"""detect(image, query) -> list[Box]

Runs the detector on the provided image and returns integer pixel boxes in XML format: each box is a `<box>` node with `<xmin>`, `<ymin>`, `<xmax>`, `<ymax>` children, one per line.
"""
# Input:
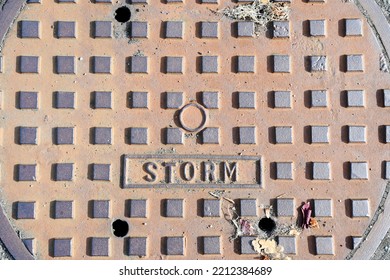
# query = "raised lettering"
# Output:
<box><xmin>163</xmin><ymin>162</ymin><xmax>176</xmax><ymax>183</ymax></box>
<box><xmin>202</xmin><ymin>161</ymin><xmax>215</xmax><ymax>182</ymax></box>
<box><xmin>180</xmin><ymin>162</ymin><xmax>195</xmax><ymax>181</ymax></box>
<box><xmin>222</xmin><ymin>162</ymin><xmax>237</xmax><ymax>182</ymax></box>
<box><xmin>142</xmin><ymin>162</ymin><xmax>157</xmax><ymax>182</ymax></box>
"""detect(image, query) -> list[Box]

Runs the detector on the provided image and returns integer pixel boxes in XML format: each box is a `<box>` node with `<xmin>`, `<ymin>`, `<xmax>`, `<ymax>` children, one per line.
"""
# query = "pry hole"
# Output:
<box><xmin>258</xmin><ymin>217</ymin><xmax>276</xmax><ymax>234</ymax></box>
<box><xmin>112</xmin><ymin>219</ymin><xmax>129</xmax><ymax>237</ymax></box>
<box><xmin>115</xmin><ymin>6</ymin><xmax>131</xmax><ymax>23</ymax></box>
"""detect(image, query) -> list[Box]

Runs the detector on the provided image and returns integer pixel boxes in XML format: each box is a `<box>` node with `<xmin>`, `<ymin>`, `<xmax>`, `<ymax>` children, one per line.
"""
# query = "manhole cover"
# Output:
<box><xmin>0</xmin><ymin>0</ymin><xmax>389</xmax><ymax>260</ymax></box>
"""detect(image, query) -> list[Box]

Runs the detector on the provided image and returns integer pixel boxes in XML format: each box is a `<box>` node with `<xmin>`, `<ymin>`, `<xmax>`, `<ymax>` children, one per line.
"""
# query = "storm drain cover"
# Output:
<box><xmin>0</xmin><ymin>0</ymin><xmax>389</xmax><ymax>260</ymax></box>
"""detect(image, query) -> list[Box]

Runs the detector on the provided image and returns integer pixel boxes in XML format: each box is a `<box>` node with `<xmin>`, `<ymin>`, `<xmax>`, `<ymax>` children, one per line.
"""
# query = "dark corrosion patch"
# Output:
<box><xmin>123</xmin><ymin>155</ymin><xmax>262</xmax><ymax>188</ymax></box>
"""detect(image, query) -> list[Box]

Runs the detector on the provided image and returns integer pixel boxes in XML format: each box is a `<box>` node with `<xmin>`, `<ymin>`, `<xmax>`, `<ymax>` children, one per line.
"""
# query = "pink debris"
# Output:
<box><xmin>301</xmin><ymin>202</ymin><xmax>312</xmax><ymax>229</ymax></box>
<box><xmin>240</xmin><ymin>219</ymin><xmax>254</xmax><ymax>235</ymax></box>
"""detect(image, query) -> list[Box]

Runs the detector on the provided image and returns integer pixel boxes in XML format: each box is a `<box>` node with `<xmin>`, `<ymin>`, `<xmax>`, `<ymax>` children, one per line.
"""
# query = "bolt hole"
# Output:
<box><xmin>258</xmin><ymin>217</ymin><xmax>276</xmax><ymax>234</ymax></box>
<box><xmin>114</xmin><ymin>6</ymin><xmax>131</xmax><ymax>23</ymax></box>
<box><xmin>112</xmin><ymin>219</ymin><xmax>129</xmax><ymax>237</ymax></box>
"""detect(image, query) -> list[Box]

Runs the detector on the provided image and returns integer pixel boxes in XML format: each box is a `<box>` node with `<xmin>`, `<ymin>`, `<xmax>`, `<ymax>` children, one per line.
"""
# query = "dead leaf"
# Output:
<box><xmin>309</xmin><ymin>217</ymin><xmax>320</xmax><ymax>229</ymax></box>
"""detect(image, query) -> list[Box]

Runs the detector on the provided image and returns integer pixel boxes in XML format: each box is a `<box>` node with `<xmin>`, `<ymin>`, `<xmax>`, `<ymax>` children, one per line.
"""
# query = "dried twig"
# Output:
<box><xmin>221</xmin><ymin>0</ymin><xmax>290</xmax><ymax>28</ymax></box>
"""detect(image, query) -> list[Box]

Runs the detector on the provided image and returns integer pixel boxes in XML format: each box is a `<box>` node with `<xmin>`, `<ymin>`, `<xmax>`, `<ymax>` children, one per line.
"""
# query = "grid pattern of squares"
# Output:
<box><xmin>0</xmin><ymin>0</ymin><xmax>388</xmax><ymax>260</ymax></box>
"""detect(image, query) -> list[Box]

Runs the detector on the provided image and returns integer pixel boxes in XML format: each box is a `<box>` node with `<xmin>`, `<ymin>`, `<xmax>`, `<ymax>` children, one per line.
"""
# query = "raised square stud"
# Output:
<box><xmin>129</xmin><ymin>127</ymin><xmax>148</xmax><ymax>144</ymax></box>
<box><xmin>165</xmin><ymin>237</ymin><xmax>184</xmax><ymax>255</ymax></box>
<box><xmin>19</xmin><ymin>21</ymin><xmax>40</xmax><ymax>38</ymax></box>
<box><xmin>386</xmin><ymin>126</ymin><xmax>390</xmax><ymax>143</ymax></box>
<box><xmin>277</xmin><ymin>236</ymin><xmax>296</xmax><ymax>255</ymax></box>
<box><xmin>273</xmin><ymin>21</ymin><xmax>289</xmax><ymax>38</ymax></box>
<box><xmin>22</xmin><ymin>239</ymin><xmax>35</xmax><ymax>255</ymax></box>
<box><xmin>92</xmin><ymin>164</ymin><xmax>111</xmax><ymax>181</ymax></box>
<box><xmin>130</xmin><ymin>92</ymin><xmax>148</xmax><ymax>108</ymax></box>
<box><xmin>164</xmin><ymin>199</ymin><xmax>183</xmax><ymax>217</ymax></box>
<box><xmin>93</xmin><ymin>21</ymin><xmax>112</xmax><ymax>38</ymax></box>
<box><xmin>311</xmin><ymin>126</ymin><xmax>329</xmax><ymax>143</ymax></box>
<box><xmin>129</xmin><ymin>56</ymin><xmax>148</xmax><ymax>73</ymax></box>
<box><xmin>92</xmin><ymin>56</ymin><xmax>111</xmax><ymax>74</ymax></box>
<box><xmin>165</xmin><ymin>128</ymin><xmax>183</xmax><ymax>144</ymax></box>
<box><xmin>346</xmin><ymin>55</ymin><xmax>364</xmax><ymax>72</ymax></box>
<box><xmin>351</xmin><ymin>237</ymin><xmax>362</xmax><ymax>249</ymax></box>
<box><xmin>237</xmin><ymin>91</ymin><xmax>255</xmax><ymax>109</ymax></box>
<box><xmin>165</xmin><ymin>92</ymin><xmax>183</xmax><ymax>109</ymax></box>
<box><xmin>273</xmin><ymin>55</ymin><xmax>290</xmax><ymax>73</ymax></box>
<box><xmin>56</xmin><ymin>21</ymin><xmax>76</xmax><ymax>38</ymax></box>
<box><xmin>201</xmin><ymin>56</ymin><xmax>218</xmax><ymax>73</ymax></box>
<box><xmin>345</xmin><ymin>19</ymin><xmax>362</xmax><ymax>36</ymax></box>
<box><xmin>58</xmin><ymin>0</ymin><xmax>76</xmax><ymax>2</ymax></box>
<box><xmin>91</xmin><ymin>200</ymin><xmax>110</xmax><ymax>218</ymax></box>
<box><xmin>310</xmin><ymin>56</ymin><xmax>326</xmax><ymax>71</ymax></box>
<box><xmin>275</xmin><ymin>162</ymin><xmax>293</xmax><ymax>180</ymax></box>
<box><xmin>312</xmin><ymin>162</ymin><xmax>330</xmax><ymax>180</ymax></box>
<box><xmin>52</xmin><ymin>239</ymin><xmax>72</xmax><ymax>257</ymax></box>
<box><xmin>309</xmin><ymin>20</ymin><xmax>325</xmax><ymax>36</ymax></box>
<box><xmin>53</xmin><ymin>201</ymin><xmax>73</xmax><ymax>219</ymax></box>
<box><xmin>311</xmin><ymin>90</ymin><xmax>327</xmax><ymax>107</ymax></box>
<box><xmin>55</xmin><ymin>163</ymin><xmax>73</xmax><ymax>181</ymax></box>
<box><xmin>238</xmin><ymin>126</ymin><xmax>256</xmax><ymax>144</ymax></box>
<box><xmin>93</xmin><ymin>91</ymin><xmax>111</xmax><ymax>109</ymax></box>
<box><xmin>27</xmin><ymin>0</ymin><xmax>41</xmax><ymax>3</ymax></box>
<box><xmin>165</xmin><ymin>21</ymin><xmax>183</xmax><ymax>38</ymax></box>
<box><xmin>313</xmin><ymin>199</ymin><xmax>332</xmax><ymax>217</ymax></box>
<box><xmin>18</xmin><ymin>91</ymin><xmax>38</xmax><ymax>109</ymax></box>
<box><xmin>201</xmin><ymin>0</ymin><xmax>218</xmax><ymax>2</ymax></box>
<box><xmin>202</xmin><ymin>91</ymin><xmax>219</xmax><ymax>109</ymax></box>
<box><xmin>348</xmin><ymin>126</ymin><xmax>366</xmax><ymax>143</ymax></box>
<box><xmin>315</xmin><ymin>236</ymin><xmax>334</xmax><ymax>255</ymax></box>
<box><xmin>240</xmin><ymin>199</ymin><xmax>257</xmax><ymax>216</ymax></box>
<box><xmin>55</xmin><ymin>127</ymin><xmax>74</xmax><ymax>145</ymax></box>
<box><xmin>203</xmin><ymin>236</ymin><xmax>220</xmax><ymax>255</ymax></box>
<box><xmin>202</xmin><ymin>127</ymin><xmax>219</xmax><ymax>144</ymax></box>
<box><xmin>89</xmin><ymin>237</ymin><xmax>109</xmax><ymax>256</ymax></box>
<box><xmin>384</xmin><ymin>89</ymin><xmax>390</xmax><ymax>107</ymax></box>
<box><xmin>385</xmin><ymin>161</ymin><xmax>390</xmax><ymax>180</ymax></box>
<box><xmin>55</xmin><ymin>56</ymin><xmax>75</xmax><ymax>74</ymax></box>
<box><xmin>17</xmin><ymin>164</ymin><xmax>37</xmax><ymax>181</ymax></box>
<box><xmin>351</xmin><ymin>199</ymin><xmax>370</xmax><ymax>217</ymax></box>
<box><xmin>274</xmin><ymin>126</ymin><xmax>292</xmax><ymax>144</ymax></box>
<box><xmin>55</xmin><ymin>91</ymin><xmax>75</xmax><ymax>109</ymax></box>
<box><xmin>274</xmin><ymin>91</ymin><xmax>291</xmax><ymax>108</ymax></box>
<box><xmin>16</xmin><ymin>202</ymin><xmax>35</xmax><ymax>219</ymax></box>
<box><xmin>346</xmin><ymin>90</ymin><xmax>364</xmax><ymax>107</ymax></box>
<box><xmin>128</xmin><ymin>237</ymin><xmax>147</xmax><ymax>256</ymax></box>
<box><xmin>200</xmin><ymin>22</ymin><xmax>218</xmax><ymax>38</ymax></box>
<box><xmin>128</xmin><ymin>199</ymin><xmax>147</xmax><ymax>218</ymax></box>
<box><xmin>240</xmin><ymin>236</ymin><xmax>257</xmax><ymax>254</ymax></box>
<box><xmin>276</xmin><ymin>198</ymin><xmax>295</xmax><ymax>217</ymax></box>
<box><xmin>237</xmin><ymin>21</ymin><xmax>254</xmax><ymax>37</ymax></box>
<box><xmin>350</xmin><ymin>162</ymin><xmax>368</xmax><ymax>180</ymax></box>
<box><xmin>237</xmin><ymin>56</ymin><xmax>255</xmax><ymax>73</ymax></box>
<box><xmin>128</xmin><ymin>0</ymin><xmax>147</xmax><ymax>3</ymax></box>
<box><xmin>130</xmin><ymin>21</ymin><xmax>148</xmax><ymax>38</ymax></box>
<box><xmin>19</xmin><ymin>56</ymin><xmax>39</xmax><ymax>73</ymax></box>
<box><xmin>166</xmin><ymin>56</ymin><xmax>183</xmax><ymax>74</ymax></box>
<box><xmin>19</xmin><ymin>127</ymin><xmax>37</xmax><ymax>145</ymax></box>
<box><xmin>93</xmin><ymin>127</ymin><xmax>112</xmax><ymax>144</ymax></box>
<box><xmin>203</xmin><ymin>199</ymin><xmax>220</xmax><ymax>217</ymax></box>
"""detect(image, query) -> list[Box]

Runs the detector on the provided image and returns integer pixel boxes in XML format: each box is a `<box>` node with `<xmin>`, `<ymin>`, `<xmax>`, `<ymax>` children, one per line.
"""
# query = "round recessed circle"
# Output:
<box><xmin>112</xmin><ymin>219</ymin><xmax>129</xmax><ymax>237</ymax></box>
<box><xmin>258</xmin><ymin>217</ymin><xmax>276</xmax><ymax>234</ymax></box>
<box><xmin>179</xmin><ymin>103</ymin><xmax>207</xmax><ymax>132</ymax></box>
<box><xmin>114</xmin><ymin>6</ymin><xmax>131</xmax><ymax>23</ymax></box>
